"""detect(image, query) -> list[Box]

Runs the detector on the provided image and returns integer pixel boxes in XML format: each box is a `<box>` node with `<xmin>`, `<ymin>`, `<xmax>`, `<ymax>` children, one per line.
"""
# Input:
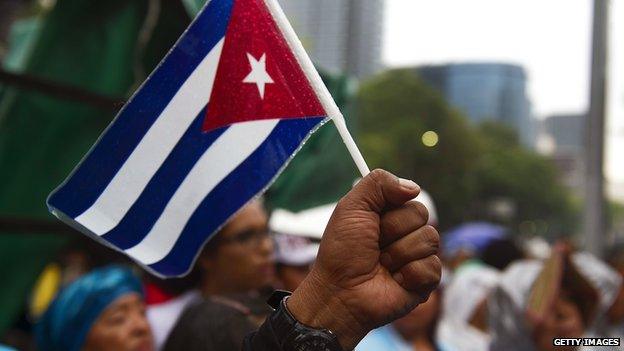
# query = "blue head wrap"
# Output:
<box><xmin>36</xmin><ymin>265</ymin><xmax>143</xmax><ymax>351</ymax></box>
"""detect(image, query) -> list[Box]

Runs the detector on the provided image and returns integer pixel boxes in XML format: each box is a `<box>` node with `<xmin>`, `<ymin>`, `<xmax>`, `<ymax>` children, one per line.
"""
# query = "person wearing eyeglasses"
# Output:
<box><xmin>165</xmin><ymin>170</ymin><xmax>441</xmax><ymax>351</ymax></box>
<box><xmin>196</xmin><ymin>199</ymin><xmax>275</xmax><ymax>297</ymax></box>
<box><xmin>159</xmin><ymin>199</ymin><xmax>275</xmax><ymax>351</ymax></box>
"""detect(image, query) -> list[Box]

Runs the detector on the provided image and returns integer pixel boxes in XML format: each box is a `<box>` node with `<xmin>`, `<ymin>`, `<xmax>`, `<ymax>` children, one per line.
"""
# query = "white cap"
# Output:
<box><xmin>273</xmin><ymin>233</ymin><xmax>320</xmax><ymax>266</ymax></box>
<box><xmin>269</xmin><ymin>203</ymin><xmax>336</xmax><ymax>239</ymax></box>
<box><xmin>269</xmin><ymin>185</ymin><xmax>439</xmax><ymax>242</ymax></box>
<box><xmin>269</xmin><ymin>203</ymin><xmax>333</xmax><ymax>266</ymax></box>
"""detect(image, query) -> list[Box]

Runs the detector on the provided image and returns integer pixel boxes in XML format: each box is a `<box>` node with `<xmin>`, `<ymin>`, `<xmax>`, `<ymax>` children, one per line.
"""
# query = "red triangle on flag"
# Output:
<box><xmin>202</xmin><ymin>0</ymin><xmax>327</xmax><ymax>132</ymax></box>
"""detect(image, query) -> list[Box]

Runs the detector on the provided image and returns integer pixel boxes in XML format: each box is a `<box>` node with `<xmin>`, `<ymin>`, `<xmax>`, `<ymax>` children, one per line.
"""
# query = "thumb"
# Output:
<box><xmin>342</xmin><ymin>169</ymin><xmax>420</xmax><ymax>212</ymax></box>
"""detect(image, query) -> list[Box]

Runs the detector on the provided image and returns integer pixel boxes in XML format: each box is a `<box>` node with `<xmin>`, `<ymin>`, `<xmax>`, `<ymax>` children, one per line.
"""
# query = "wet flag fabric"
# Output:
<box><xmin>47</xmin><ymin>0</ymin><xmax>330</xmax><ymax>277</ymax></box>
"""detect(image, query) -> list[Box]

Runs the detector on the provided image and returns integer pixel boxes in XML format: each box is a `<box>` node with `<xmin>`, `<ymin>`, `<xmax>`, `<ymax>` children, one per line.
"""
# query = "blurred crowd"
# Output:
<box><xmin>2</xmin><ymin>189</ymin><xmax>623</xmax><ymax>351</ymax></box>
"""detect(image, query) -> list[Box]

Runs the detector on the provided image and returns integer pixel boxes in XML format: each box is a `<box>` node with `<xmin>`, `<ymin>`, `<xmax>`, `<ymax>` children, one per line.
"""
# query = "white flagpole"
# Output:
<box><xmin>263</xmin><ymin>0</ymin><xmax>371</xmax><ymax>177</ymax></box>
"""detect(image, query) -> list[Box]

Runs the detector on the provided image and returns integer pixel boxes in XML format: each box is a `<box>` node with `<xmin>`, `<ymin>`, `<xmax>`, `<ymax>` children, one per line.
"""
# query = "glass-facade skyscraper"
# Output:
<box><xmin>280</xmin><ymin>0</ymin><xmax>384</xmax><ymax>79</ymax></box>
<box><xmin>417</xmin><ymin>63</ymin><xmax>535</xmax><ymax>146</ymax></box>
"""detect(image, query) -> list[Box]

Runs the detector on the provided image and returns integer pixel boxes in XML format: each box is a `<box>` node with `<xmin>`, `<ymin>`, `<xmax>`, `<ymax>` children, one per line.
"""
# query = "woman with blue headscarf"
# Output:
<box><xmin>36</xmin><ymin>265</ymin><xmax>154</xmax><ymax>351</ymax></box>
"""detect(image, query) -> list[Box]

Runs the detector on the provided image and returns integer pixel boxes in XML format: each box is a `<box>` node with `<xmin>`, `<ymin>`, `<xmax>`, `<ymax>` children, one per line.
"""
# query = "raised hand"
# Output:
<box><xmin>288</xmin><ymin>169</ymin><xmax>441</xmax><ymax>350</ymax></box>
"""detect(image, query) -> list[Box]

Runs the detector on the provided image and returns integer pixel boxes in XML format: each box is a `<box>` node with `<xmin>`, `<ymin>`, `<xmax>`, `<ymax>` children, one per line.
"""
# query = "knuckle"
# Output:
<box><xmin>381</xmin><ymin>214</ymin><xmax>403</xmax><ymax>236</ymax></box>
<box><xmin>404</xmin><ymin>200</ymin><xmax>422</xmax><ymax>212</ymax></box>
<box><xmin>422</xmin><ymin>225</ymin><xmax>440</xmax><ymax>251</ymax></box>
<box><xmin>400</xmin><ymin>260</ymin><xmax>438</xmax><ymax>292</ymax></box>
<box><xmin>401</xmin><ymin>261</ymin><xmax>421</xmax><ymax>281</ymax></box>
<box><xmin>359</xmin><ymin>169</ymin><xmax>386</xmax><ymax>211</ymax></box>
<box><xmin>410</xmin><ymin>256</ymin><xmax>441</xmax><ymax>285</ymax></box>
<box><xmin>413</xmin><ymin>201</ymin><xmax>429</xmax><ymax>224</ymax></box>
<box><xmin>421</xmin><ymin>263</ymin><xmax>440</xmax><ymax>285</ymax></box>
<box><xmin>430</xmin><ymin>255</ymin><xmax>442</xmax><ymax>284</ymax></box>
<box><xmin>368</xmin><ymin>169</ymin><xmax>388</xmax><ymax>185</ymax></box>
<box><xmin>405</xmin><ymin>202</ymin><xmax>426</xmax><ymax>224</ymax></box>
<box><xmin>382</xmin><ymin>202</ymin><xmax>428</xmax><ymax>235</ymax></box>
<box><xmin>369</xmin><ymin>168</ymin><xmax>388</xmax><ymax>178</ymax></box>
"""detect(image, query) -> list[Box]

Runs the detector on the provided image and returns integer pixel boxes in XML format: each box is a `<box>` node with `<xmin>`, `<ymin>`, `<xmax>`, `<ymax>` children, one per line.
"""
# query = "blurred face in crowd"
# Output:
<box><xmin>533</xmin><ymin>292</ymin><xmax>584</xmax><ymax>351</ymax></box>
<box><xmin>277</xmin><ymin>263</ymin><xmax>312</xmax><ymax>292</ymax></box>
<box><xmin>82</xmin><ymin>293</ymin><xmax>154</xmax><ymax>351</ymax></box>
<box><xmin>200</xmin><ymin>201</ymin><xmax>275</xmax><ymax>295</ymax></box>
<box><xmin>393</xmin><ymin>289</ymin><xmax>441</xmax><ymax>339</ymax></box>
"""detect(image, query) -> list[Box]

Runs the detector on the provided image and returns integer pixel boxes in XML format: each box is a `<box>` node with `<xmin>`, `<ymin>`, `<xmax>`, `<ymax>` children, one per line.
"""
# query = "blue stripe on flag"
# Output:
<box><xmin>148</xmin><ymin>116</ymin><xmax>325</xmax><ymax>276</ymax></box>
<box><xmin>100</xmin><ymin>108</ymin><xmax>226</xmax><ymax>249</ymax></box>
<box><xmin>47</xmin><ymin>0</ymin><xmax>234</xmax><ymax>217</ymax></box>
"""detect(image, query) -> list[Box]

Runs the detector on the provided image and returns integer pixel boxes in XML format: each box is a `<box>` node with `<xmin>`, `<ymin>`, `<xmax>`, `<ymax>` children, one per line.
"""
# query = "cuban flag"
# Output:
<box><xmin>47</xmin><ymin>0</ymin><xmax>335</xmax><ymax>277</ymax></box>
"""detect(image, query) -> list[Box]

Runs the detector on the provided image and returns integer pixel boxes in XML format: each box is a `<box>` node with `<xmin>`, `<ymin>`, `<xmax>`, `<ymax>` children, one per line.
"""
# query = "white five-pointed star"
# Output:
<box><xmin>243</xmin><ymin>53</ymin><xmax>274</xmax><ymax>99</ymax></box>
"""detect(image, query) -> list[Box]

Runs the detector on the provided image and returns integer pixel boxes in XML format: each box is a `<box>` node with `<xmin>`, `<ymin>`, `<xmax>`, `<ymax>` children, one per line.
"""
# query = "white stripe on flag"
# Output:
<box><xmin>75</xmin><ymin>38</ymin><xmax>225</xmax><ymax>235</ymax></box>
<box><xmin>124</xmin><ymin>119</ymin><xmax>280</xmax><ymax>265</ymax></box>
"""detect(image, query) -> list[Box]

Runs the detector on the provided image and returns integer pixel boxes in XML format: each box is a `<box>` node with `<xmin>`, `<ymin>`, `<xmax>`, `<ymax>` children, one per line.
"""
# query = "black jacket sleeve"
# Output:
<box><xmin>241</xmin><ymin>291</ymin><xmax>344</xmax><ymax>351</ymax></box>
<box><xmin>241</xmin><ymin>310</ymin><xmax>283</xmax><ymax>350</ymax></box>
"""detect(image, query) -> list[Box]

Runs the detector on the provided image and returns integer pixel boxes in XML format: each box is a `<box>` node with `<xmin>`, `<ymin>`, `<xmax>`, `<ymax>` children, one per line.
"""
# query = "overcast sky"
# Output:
<box><xmin>382</xmin><ymin>0</ymin><xmax>624</xmax><ymax>189</ymax></box>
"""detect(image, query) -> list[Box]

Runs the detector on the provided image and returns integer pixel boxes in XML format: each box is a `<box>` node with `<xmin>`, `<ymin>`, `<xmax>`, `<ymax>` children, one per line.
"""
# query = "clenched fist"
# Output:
<box><xmin>288</xmin><ymin>169</ymin><xmax>441</xmax><ymax>350</ymax></box>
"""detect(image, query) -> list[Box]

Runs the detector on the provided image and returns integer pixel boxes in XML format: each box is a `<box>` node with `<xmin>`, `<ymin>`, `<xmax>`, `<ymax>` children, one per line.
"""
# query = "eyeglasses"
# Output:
<box><xmin>219</xmin><ymin>229</ymin><xmax>272</xmax><ymax>248</ymax></box>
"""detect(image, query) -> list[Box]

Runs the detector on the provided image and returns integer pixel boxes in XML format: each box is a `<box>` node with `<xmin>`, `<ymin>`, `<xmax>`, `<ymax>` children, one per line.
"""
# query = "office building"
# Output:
<box><xmin>417</xmin><ymin>63</ymin><xmax>535</xmax><ymax>146</ymax></box>
<box><xmin>280</xmin><ymin>0</ymin><xmax>384</xmax><ymax>78</ymax></box>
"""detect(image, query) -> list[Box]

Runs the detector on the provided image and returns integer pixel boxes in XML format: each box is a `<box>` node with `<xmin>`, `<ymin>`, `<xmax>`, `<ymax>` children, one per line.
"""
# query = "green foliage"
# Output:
<box><xmin>0</xmin><ymin>0</ymin><xmax>151</xmax><ymax>334</ymax></box>
<box><xmin>473</xmin><ymin>122</ymin><xmax>579</xmax><ymax>237</ymax></box>
<box><xmin>357</xmin><ymin>68</ymin><xmax>578</xmax><ymax>235</ymax></box>
<box><xmin>357</xmin><ymin>69</ymin><xmax>482</xmax><ymax>229</ymax></box>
